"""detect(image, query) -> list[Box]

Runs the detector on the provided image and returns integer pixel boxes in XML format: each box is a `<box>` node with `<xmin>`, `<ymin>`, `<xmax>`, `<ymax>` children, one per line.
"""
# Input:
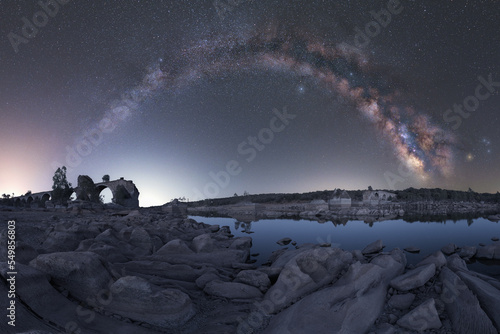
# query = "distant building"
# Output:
<box><xmin>329</xmin><ymin>189</ymin><xmax>352</xmax><ymax>208</ymax></box>
<box><xmin>363</xmin><ymin>190</ymin><xmax>395</xmax><ymax>205</ymax></box>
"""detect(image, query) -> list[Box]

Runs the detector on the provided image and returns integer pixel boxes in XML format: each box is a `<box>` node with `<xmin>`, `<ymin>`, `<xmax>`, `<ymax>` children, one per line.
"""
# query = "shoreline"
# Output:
<box><xmin>0</xmin><ymin>208</ymin><xmax>499</xmax><ymax>333</ymax></box>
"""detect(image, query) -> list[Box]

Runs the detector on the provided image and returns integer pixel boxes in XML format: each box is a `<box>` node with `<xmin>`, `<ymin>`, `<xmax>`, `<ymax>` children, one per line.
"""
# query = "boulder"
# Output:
<box><xmin>191</xmin><ymin>233</ymin><xmax>216</xmax><ymax>253</ymax></box>
<box><xmin>475</xmin><ymin>244</ymin><xmax>499</xmax><ymax>260</ymax></box>
<box><xmin>439</xmin><ymin>267</ymin><xmax>497</xmax><ymax>334</ymax></box>
<box><xmin>14</xmin><ymin>241</ymin><xmax>39</xmax><ymax>264</ymax></box>
<box><xmin>387</xmin><ymin>293</ymin><xmax>415</xmax><ymax>310</ymax></box>
<box><xmin>156</xmin><ymin>239</ymin><xmax>194</xmax><ymax>255</ymax></box>
<box><xmin>441</xmin><ymin>243</ymin><xmax>457</xmax><ymax>255</ymax></box>
<box><xmin>458</xmin><ymin>246</ymin><xmax>476</xmax><ymax>259</ymax></box>
<box><xmin>276</xmin><ymin>237</ymin><xmax>292</xmax><ymax>246</ymax></box>
<box><xmin>447</xmin><ymin>254</ymin><xmax>468</xmax><ymax>272</ymax></box>
<box><xmin>204</xmin><ymin>281</ymin><xmax>263</xmax><ymax>299</ymax></box>
<box><xmin>397</xmin><ymin>298</ymin><xmax>442</xmax><ymax>331</ymax></box>
<box><xmin>261</xmin><ymin>257</ymin><xmax>405</xmax><ymax>334</ymax></box>
<box><xmin>29</xmin><ymin>251</ymin><xmax>114</xmax><ymax>304</ymax></box>
<box><xmin>108</xmin><ymin>276</ymin><xmax>195</xmax><ymax>328</ymax></box>
<box><xmin>195</xmin><ymin>271</ymin><xmax>230</xmax><ymax>289</ymax></box>
<box><xmin>87</xmin><ymin>242</ymin><xmax>129</xmax><ymax>263</ymax></box>
<box><xmin>129</xmin><ymin>227</ymin><xmax>152</xmax><ymax>253</ymax></box>
<box><xmin>230</xmin><ymin>237</ymin><xmax>252</xmax><ymax>250</ymax></box>
<box><xmin>416</xmin><ymin>251</ymin><xmax>447</xmax><ymax>269</ymax></box>
<box><xmin>234</xmin><ymin>270</ymin><xmax>271</xmax><ymax>292</ymax></box>
<box><xmin>209</xmin><ymin>224</ymin><xmax>220</xmax><ymax>232</ymax></box>
<box><xmin>456</xmin><ymin>270</ymin><xmax>500</xmax><ymax>330</ymax></box>
<box><xmin>263</xmin><ymin>247</ymin><xmax>352</xmax><ymax>313</ymax></box>
<box><xmin>390</xmin><ymin>263</ymin><xmax>436</xmax><ymax>292</ymax></box>
<box><xmin>362</xmin><ymin>239</ymin><xmax>384</xmax><ymax>254</ymax></box>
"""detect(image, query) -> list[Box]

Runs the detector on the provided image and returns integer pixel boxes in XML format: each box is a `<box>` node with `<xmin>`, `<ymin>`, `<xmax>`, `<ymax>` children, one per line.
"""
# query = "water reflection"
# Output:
<box><xmin>234</xmin><ymin>221</ymin><xmax>254</xmax><ymax>234</ymax></box>
<box><xmin>190</xmin><ymin>215</ymin><xmax>500</xmax><ymax>278</ymax></box>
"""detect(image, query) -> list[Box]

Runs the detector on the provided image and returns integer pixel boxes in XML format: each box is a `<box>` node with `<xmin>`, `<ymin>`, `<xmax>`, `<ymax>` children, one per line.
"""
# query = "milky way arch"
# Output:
<box><xmin>118</xmin><ymin>25</ymin><xmax>455</xmax><ymax>179</ymax></box>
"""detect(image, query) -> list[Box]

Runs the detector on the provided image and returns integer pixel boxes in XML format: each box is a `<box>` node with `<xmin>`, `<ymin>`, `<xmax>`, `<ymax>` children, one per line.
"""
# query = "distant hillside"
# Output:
<box><xmin>186</xmin><ymin>188</ymin><xmax>500</xmax><ymax>207</ymax></box>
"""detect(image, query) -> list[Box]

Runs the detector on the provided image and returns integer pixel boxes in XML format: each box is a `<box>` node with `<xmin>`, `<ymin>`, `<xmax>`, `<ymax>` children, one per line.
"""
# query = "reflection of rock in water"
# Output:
<box><xmin>234</xmin><ymin>221</ymin><xmax>254</xmax><ymax>234</ymax></box>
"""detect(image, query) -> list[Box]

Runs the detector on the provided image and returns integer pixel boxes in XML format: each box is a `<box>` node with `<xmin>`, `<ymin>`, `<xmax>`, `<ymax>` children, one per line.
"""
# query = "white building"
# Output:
<box><xmin>329</xmin><ymin>189</ymin><xmax>352</xmax><ymax>208</ymax></box>
<box><xmin>363</xmin><ymin>190</ymin><xmax>395</xmax><ymax>205</ymax></box>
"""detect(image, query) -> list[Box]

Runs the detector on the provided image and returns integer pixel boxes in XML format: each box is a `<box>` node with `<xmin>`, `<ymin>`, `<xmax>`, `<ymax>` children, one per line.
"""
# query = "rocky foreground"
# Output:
<box><xmin>1</xmin><ymin>209</ymin><xmax>500</xmax><ymax>334</ymax></box>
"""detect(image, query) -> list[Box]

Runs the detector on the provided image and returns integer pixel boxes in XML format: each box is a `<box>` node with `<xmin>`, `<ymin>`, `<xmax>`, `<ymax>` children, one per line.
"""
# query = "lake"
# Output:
<box><xmin>189</xmin><ymin>216</ymin><xmax>500</xmax><ymax>278</ymax></box>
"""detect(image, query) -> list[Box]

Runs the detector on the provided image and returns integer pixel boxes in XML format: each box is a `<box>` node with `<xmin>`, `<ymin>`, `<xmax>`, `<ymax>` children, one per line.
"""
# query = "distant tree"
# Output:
<box><xmin>243</xmin><ymin>191</ymin><xmax>249</xmax><ymax>196</ymax></box>
<box><xmin>52</xmin><ymin>166</ymin><xmax>73</xmax><ymax>205</ymax></box>
<box><xmin>234</xmin><ymin>193</ymin><xmax>238</xmax><ymax>197</ymax></box>
<box><xmin>25</xmin><ymin>190</ymin><xmax>32</xmax><ymax>196</ymax></box>
<box><xmin>102</xmin><ymin>174</ymin><xmax>110</xmax><ymax>182</ymax></box>
<box><xmin>368</xmin><ymin>186</ymin><xmax>373</xmax><ymax>191</ymax></box>
<box><xmin>2</xmin><ymin>194</ymin><xmax>10</xmax><ymax>199</ymax></box>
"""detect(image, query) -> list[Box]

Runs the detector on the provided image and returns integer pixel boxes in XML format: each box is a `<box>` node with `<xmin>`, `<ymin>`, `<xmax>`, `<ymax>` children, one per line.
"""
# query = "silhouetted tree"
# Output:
<box><xmin>368</xmin><ymin>186</ymin><xmax>373</xmax><ymax>191</ymax></box>
<box><xmin>52</xmin><ymin>166</ymin><xmax>73</xmax><ymax>205</ymax></box>
<box><xmin>102</xmin><ymin>174</ymin><xmax>110</xmax><ymax>182</ymax></box>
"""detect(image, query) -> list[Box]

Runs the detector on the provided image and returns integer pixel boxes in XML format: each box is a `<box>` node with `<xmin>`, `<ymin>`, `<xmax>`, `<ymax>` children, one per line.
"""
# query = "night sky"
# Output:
<box><xmin>1</xmin><ymin>0</ymin><xmax>499</xmax><ymax>207</ymax></box>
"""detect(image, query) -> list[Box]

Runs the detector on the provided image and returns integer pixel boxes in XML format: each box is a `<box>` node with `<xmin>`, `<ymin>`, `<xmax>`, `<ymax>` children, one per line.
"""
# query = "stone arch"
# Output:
<box><xmin>41</xmin><ymin>193</ymin><xmax>51</xmax><ymax>203</ymax></box>
<box><xmin>96</xmin><ymin>185</ymin><xmax>114</xmax><ymax>204</ymax></box>
<box><xmin>41</xmin><ymin>193</ymin><xmax>52</xmax><ymax>207</ymax></box>
<box><xmin>27</xmin><ymin>196</ymin><xmax>34</xmax><ymax>206</ymax></box>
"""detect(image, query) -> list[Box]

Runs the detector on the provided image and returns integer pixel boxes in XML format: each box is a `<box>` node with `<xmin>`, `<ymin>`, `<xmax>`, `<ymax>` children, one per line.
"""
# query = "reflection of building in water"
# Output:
<box><xmin>363</xmin><ymin>190</ymin><xmax>395</xmax><ymax>205</ymax></box>
<box><xmin>234</xmin><ymin>221</ymin><xmax>254</xmax><ymax>234</ymax></box>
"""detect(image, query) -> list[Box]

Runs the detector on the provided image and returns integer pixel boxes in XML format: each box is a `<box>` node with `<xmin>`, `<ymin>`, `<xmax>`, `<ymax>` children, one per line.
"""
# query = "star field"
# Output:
<box><xmin>0</xmin><ymin>0</ymin><xmax>499</xmax><ymax>206</ymax></box>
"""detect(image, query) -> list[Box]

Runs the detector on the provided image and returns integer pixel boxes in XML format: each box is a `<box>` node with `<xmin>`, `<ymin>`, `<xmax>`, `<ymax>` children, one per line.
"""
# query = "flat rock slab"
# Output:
<box><xmin>387</xmin><ymin>293</ymin><xmax>415</xmax><ymax>310</ymax></box>
<box><xmin>261</xmin><ymin>260</ymin><xmax>404</xmax><ymax>334</ymax></box>
<box><xmin>456</xmin><ymin>270</ymin><xmax>500</xmax><ymax>331</ymax></box>
<box><xmin>107</xmin><ymin>276</ymin><xmax>196</xmax><ymax>328</ymax></box>
<box><xmin>439</xmin><ymin>267</ymin><xmax>497</xmax><ymax>334</ymax></box>
<box><xmin>263</xmin><ymin>247</ymin><xmax>353</xmax><ymax>313</ymax></box>
<box><xmin>29</xmin><ymin>251</ymin><xmax>115</xmax><ymax>303</ymax></box>
<box><xmin>235</xmin><ymin>270</ymin><xmax>271</xmax><ymax>292</ymax></box>
<box><xmin>390</xmin><ymin>263</ymin><xmax>436</xmax><ymax>291</ymax></box>
<box><xmin>397</xmin><ymin>298</ymin><xmax>442</xmax><ymax>331</ymax></box>
<box><xmin>0</xmin><ymin>263</ymin><xmax>159</xmax><ymax>334</ymax></box>
<box><xmin>113</xmin><ymin>261</ymin><xmax>200</xmax><ymax>282</ymax></box>
<box><xmin>403</xmin><ymin>246</ymin><xmax>420</xmax><ymax>253</ymax></box>
<box><xmin>475</xmin><ymin>243</ymin><xmax>500</xmax><ymax>260</ymax></box>
<box><xmin>204</xmin><ymin>281</ymin><xmax>263</xmax><ymax>299</ymax></box>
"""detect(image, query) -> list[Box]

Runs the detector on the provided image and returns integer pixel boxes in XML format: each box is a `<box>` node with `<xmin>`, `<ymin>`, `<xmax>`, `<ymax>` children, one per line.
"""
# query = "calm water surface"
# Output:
<box><xmin>190</xmin><ymin>216</ymin><xmax>500</xmax><ymax>277</ymax></box>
